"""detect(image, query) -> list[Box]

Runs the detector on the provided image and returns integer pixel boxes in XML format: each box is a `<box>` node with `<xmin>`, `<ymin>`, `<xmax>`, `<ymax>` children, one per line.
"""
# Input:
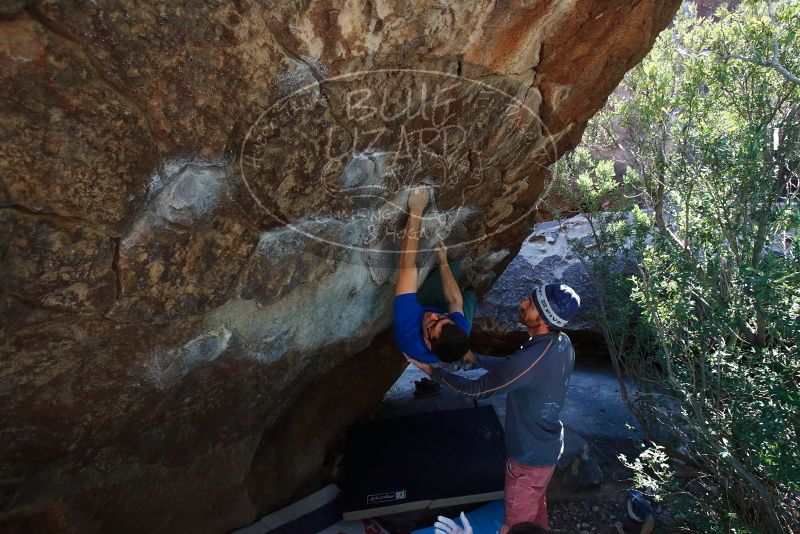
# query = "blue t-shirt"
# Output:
<box><xmin>393</xmin><ymin>293</ymin><xmax>471</xmax><ymax>363</ymax></box>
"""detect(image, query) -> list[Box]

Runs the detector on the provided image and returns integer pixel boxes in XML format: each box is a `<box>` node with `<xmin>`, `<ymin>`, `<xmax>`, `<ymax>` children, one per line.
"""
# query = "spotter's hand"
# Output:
<box><xmin>404</xmin><ymin>353</ymin><xmax>433</xmax><ymax>375</ymax></box>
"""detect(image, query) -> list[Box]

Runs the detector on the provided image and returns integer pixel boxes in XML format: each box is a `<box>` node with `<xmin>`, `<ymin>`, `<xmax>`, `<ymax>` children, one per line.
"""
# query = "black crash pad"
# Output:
<box><xmin>339</xmin><ymin>406</ymin><xmax>506</xmax><ymax>520</ymax></box>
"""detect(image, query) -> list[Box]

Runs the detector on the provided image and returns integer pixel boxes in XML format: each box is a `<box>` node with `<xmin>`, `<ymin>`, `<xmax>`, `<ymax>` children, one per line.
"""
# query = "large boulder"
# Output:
<box><xmin>1</xmin><ymin>1</ymin><xmax>680</xmax><ymax>532</ymax></box>
<box><xmin>476</xmin><ymin>215</ymin><xmax>599</xmax><ymax>331</ymax></box>
<box><xmin>472</xmin><ymin>213</ymin><xmax>633</xmax><ymax>356</ymax></box>
<box><xmin>472</xmin><ymin>215</ymin><xmax>599</xmax><ymax>353</ymax></box>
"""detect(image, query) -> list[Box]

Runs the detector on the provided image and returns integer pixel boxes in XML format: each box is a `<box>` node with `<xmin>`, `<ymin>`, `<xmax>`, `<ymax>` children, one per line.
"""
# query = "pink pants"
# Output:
<box><xmin>504</xmin><ymin>457</ymin><xmax>555</xmax><ymax>530</ymax></box>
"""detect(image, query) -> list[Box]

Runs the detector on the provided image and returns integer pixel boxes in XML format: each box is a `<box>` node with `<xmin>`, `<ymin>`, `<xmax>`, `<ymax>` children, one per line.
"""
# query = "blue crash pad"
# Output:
<box><xmin>412</xmin><ymin>499</ymin><xmax>505</xmax><ymax>534</ymax></box>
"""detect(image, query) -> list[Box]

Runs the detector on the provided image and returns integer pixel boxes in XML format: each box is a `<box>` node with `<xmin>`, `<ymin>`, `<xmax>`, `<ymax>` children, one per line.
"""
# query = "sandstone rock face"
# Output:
<box><xmin>692</xmin><ymin>0</ymin><xmax>741</xmax><ymax>18</ymax></box>
<box><xmin>1</xmin><ymin>1</ymin><xmax>679</xmax><ymax>532</ymax></box>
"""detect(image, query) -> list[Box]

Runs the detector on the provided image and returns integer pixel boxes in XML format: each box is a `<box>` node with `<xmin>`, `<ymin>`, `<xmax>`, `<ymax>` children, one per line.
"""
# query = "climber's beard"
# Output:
<box><xmin>519</xmin><ymin>306</ymin><xmax>542</xmax><ymax>329</ymax></box>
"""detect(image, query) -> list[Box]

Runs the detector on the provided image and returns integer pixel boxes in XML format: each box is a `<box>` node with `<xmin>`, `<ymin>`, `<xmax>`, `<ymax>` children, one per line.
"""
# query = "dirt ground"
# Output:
<box><xmin>373</xmin><ymin>489</ymin><xmax>680</xmax><ymax>534</ymax></box>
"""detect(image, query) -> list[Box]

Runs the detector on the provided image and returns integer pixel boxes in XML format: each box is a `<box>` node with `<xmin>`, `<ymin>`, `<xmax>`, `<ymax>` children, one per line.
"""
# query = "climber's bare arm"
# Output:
<box><xmin>395</xmin><ymin>187</ymin><xmax>429</xmax><ymax>296</ymax></box>
<box><xmin>436</xmin><ymin>241</ymin><xmax>463</xmax><ymax>313</ymax></box>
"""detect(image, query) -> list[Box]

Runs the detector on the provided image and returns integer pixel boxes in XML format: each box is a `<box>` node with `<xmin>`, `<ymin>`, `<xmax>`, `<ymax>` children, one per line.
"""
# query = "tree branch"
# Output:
<box><xmin>730</xmin><ymin>0</ymin><xmax>800</xmax><ymax>86</ymax></box>
<box><xmin>731</xmin><ymin>54</ymin><xmax>800</xmax><ymax>86</ymax></box>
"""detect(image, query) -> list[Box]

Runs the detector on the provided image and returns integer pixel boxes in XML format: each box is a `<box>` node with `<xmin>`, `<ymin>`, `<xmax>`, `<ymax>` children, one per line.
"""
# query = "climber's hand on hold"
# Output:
<box><xmin>434</xmin><ymin>512</ymin><xmax>473</xmax><ymax>534</ymax></box>
<box><xmin>407</xmin><ymin>186</ymin><xmax>429</xmax><ymax>215</ymax></box>
<box><xmin>404</xmin><ymin>354</ymin><xmax>433</xmax><ymax>375</ymax></box>
<box><xmin>436</xmin><ymin>240</ymin><xmax>449</xmax><ymax>265</ymax></box>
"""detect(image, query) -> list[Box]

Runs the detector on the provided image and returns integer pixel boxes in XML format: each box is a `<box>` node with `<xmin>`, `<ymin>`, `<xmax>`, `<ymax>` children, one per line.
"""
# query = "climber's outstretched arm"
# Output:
<box><xmin>395</xmin><ymin>187</ymin><xmax>429</xmax><ymax>296</ymax></box>
<box><xmin>435</xmin><ymin>241</ymin><xmax>463</xmax><ymax>313</ymax></box>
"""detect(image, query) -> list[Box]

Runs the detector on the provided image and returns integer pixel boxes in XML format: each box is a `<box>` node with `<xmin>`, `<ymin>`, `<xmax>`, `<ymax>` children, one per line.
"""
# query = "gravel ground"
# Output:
<box><xmin>548</xmin><ymin>496</ymin><xmax>628</xmax><ymax>533</ymax></box>
<box><xmin>374</xmin><ymin>492</ymin><xmax>680</xmax><ymax>533</ymax></box>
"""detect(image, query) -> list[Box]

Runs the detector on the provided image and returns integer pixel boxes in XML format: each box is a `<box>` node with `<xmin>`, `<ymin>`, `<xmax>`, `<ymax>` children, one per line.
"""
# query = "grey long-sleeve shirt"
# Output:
<box><xmin>429</xmin><ymin>332</ymin><xmax>575</xmax><ymax>466</ymax></box>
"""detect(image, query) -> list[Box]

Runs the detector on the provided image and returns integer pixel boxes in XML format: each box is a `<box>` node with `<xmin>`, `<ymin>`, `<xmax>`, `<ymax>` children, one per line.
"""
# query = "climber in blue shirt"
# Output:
<box><xmin>393</xmin><ymin>187</ymin><xmax>476</xmax><ymax>364</ymax></box>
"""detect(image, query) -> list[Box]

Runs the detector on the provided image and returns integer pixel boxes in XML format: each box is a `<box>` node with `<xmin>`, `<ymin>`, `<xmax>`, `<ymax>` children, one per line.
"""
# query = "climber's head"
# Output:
<box><xmin>423</xmin><ymin>312</ymin><xmax>470</xmax><ymax>362</ymax></box>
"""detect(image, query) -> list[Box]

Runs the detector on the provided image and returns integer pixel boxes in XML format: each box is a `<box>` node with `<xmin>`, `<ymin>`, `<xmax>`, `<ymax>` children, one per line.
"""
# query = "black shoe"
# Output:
<box><xmin>413</xmin><ymin>378</ymin><xmax>441</xmax><ymax>398</ymax></box>
<box><xmin>413</xmin><ymin>384</ymin><xmax>441</xmax><ymax>398</ymax></box>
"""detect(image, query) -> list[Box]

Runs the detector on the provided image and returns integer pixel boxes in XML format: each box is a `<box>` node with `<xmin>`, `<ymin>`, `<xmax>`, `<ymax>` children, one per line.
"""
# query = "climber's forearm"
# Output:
<box><xmin>439</xmin><ymin>262</ymin><xmax>463</xmax><ymax>312</ymax></box>
<box><xmin>396</xmin><ymin>207</ymin><xmax>424</xmax><ymax>295</ymax></box>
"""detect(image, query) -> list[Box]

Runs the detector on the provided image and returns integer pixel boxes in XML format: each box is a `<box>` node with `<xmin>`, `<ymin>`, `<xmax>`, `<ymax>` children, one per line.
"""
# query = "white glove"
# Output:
<box><xmin>434</xmin><ymin>511</ymin><xmax>473</xmax><ymax>534</ymax></box>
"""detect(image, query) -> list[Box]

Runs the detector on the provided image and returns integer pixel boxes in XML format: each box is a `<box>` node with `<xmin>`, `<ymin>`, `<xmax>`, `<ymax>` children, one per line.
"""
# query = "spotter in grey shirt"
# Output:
<box><xmin>429</xmin><ymin>332</ymin><xmax>575</xmax><ymax>467</ymax></box>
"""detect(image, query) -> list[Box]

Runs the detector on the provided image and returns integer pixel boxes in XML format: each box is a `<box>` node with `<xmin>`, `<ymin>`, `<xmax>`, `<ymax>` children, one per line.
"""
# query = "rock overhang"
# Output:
<box><xmin>0</xmin><ymin>1</ymin><xmax>682</xmax><ymax>531</ymax></box>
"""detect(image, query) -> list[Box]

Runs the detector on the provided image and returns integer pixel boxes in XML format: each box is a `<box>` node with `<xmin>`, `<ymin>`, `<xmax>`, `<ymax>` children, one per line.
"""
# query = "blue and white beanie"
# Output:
<box><xmin>531</xmin><ymin>283</ymin><xmax>581</xmax><ymax>329</ymax></box>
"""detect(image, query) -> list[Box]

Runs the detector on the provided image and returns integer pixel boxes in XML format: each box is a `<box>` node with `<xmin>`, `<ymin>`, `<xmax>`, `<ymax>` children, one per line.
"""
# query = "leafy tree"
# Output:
<box><xmin>548</xmin><ymin>2</ymin><xmax>799</xmax><ymax>531</ymax></box>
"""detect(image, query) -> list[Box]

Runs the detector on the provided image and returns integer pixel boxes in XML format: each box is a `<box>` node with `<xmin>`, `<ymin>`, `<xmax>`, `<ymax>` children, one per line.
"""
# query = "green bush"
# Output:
<box><xmin>548</xmin><ymin>2</ymin><xmax>799</xmax><ymax>531</ymax></box>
